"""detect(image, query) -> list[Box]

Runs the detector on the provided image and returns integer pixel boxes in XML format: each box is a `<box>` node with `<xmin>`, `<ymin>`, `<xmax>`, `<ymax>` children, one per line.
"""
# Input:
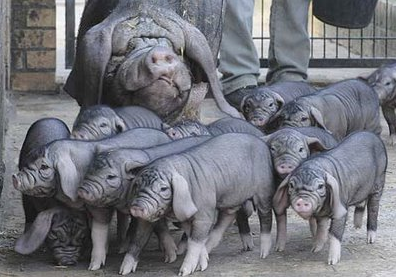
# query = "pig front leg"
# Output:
<box><xmin>274</xmin><ymin>211</ymin><xmax>287</xmax><ymax>252</ymax></box>
<box><xmin>236</xmin><ymin>209</ymin><xmax>254</xmax><ymax>251</ymax></box>
<box><xmin>257</xmin><ymin>200</ymin><xmax>273</xmax><ymax>258</ymax></box>
<box><xmin>353</xmin><ymin>201</ymin><xmax>366</xmax><ymax>229</ymax></box>
<box><xmin>153</xmin><ymin>219</ymin><xmax>177</xmax><ymax>263</ymax></box>
<box><xmin>381</xmin><ymin>105</ymin><xmax>396</xmax><ymax>146</ymax></box>
<box><xmin>328</xmin><ymin>215</ymin><xmax>347</xmax><ymax>265</ymax></box>
<box><xmin>367</xmin><ymin>190</ymin><xmax>383</xmax><ymax>244</ymax></box>
<box><xmin>119</xmin><ymin>218</ymin><xmax>154</xmax><ymax>275</ymax></box>
<box><xmin>311</xmin><ymin>216</ymin><xmax>329</xmax><ymax>253</ymax></box>
<box><xmin>117</xmin><ymin>211</ymin><xmax>130</xmax><ymax>253</ymax></box>
<box><xmin>179</xmin><ymin>212</ymin><xmax>215</xmax><ymax>276</ymax></box>
<box><xmin>88</xmin><ymin>208</ymin><xmax>112</xmax><ymax>270</ymax></box>
<box><xmin>206</xmin><ymin>210</ymin><xmax>237</xmax><ymax>253</ymax></box>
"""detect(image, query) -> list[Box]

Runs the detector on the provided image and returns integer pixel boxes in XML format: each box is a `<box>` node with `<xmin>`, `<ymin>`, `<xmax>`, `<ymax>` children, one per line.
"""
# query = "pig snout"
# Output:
<box><xmin>292</xmin><ymin>198</ymin><xmax>313</xmax><ymax>219</ymax></box>
<box><xmin>250</xmin><ymin>117</ymin><xmax>267</xmax><ymax>127</ymax></box>
<box><xmin>276</xmin><ymin>163</ymin><xmax>296</xmax><ymax>177</ymax></box>
<box><xmin>77</xmin><ymin>187</ymin><xmax>95</xmax><ymax>203</ymax></box>
<box><xmin>12</xmin><ymin>174</ymin><xmax>21</xmax><ymax>189</ymax></box>
<box><xmin>147</xmin><ymin>47</ymin><xmax>178</xmax><ymax>81</ymax></box>
<box><xmin>130</xmin><ymin>205</ymin><xmax>147</xmax><ymax>219</ymax></box>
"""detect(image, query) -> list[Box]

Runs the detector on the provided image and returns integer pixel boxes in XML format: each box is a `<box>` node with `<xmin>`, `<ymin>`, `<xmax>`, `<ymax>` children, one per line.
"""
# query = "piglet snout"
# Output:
<box><xmin>276</xmin><ymin>163</ymin><xmax>296</xmax><ymax>176</ymax></box>
<box><xmin>130</xmin><ymin>205</ymin><xmax>147</xmax><ymax>219</ymax></box>
<box><xmin>250</xmin><ymin>117</ymin><xmax>267</xmax><ymax>127</ymax></box>
<box><xmin>293</xmin><ymin>198</ymin><xmax>313</xmax><ymax>219</ymax></box>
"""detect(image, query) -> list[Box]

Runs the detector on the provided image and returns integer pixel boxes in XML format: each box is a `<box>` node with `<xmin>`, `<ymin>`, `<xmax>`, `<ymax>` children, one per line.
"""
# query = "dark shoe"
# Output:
<box><xmin>225</xmin><ymin>85</ymin><xmax>258</xmax><ymax>109</ymax></box>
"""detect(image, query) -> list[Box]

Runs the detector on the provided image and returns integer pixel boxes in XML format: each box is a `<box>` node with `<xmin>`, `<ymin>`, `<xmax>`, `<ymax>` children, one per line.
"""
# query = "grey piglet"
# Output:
<box><xmin>162</xmin><ymin>117</ymin><xmax>264</xmax><ymax>140</ymax></box>
<box><xmin>271</xmin><ymin>79</ymin><xmax>382</xmax><ymax>141</ymax></box>
<box><xmin>71</xmin><ymin>105</ymin><xmax>163</xmax><ymax>140</ymax></box>
<box><xmin>364</xmin><ymin>62</ymin><xmax>396</xmax><ymax>145</ymax></box>
<box><xmin>273</xmin><ymin>131</ymin><xmax>387</xmax><ymax>265</ymax></box>
<box><xmin>121</xmin><ymin>133</ymin><xmax>275</xmax><ymax>276</ymax></box>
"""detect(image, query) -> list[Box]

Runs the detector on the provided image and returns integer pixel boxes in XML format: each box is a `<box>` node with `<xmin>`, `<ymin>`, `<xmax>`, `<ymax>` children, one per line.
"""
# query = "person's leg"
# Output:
<box><xmin>266</xmin><ymin>0</ymin><xmax>311</xmax><ymax>84</ymax></box>
<box><xmin>219</xmin><ymin>0</ymin><xmax>260</xmax><ymax>99</ymax></box>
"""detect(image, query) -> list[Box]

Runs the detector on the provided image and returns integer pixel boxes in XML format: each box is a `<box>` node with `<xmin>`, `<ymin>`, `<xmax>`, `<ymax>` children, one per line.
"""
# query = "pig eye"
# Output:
<box><xmin>385</xmin><ymin>81</ymin><xmax>392</xmax><ymax>86</ymax></box>
<box><xmin>160</xmin><ymin>186</ymin><xmax>169</xmax><ymax>192</ymax></box>
<box><xmin>107</xmin><ymin>174</ymin><xmax>117</xmax><ymax>180</ymax></box>
<box><xmin>318</xmin><ymin>183</ymin><xmax>325</xmax><ymax>190</ymax></box>
<box><xmin>301</xmin><ymin>116</ymin><xmax>309</xmax><ymax>122</ymax></box>
<box><xmin>99</xmin><ymin>122</ymin><xmax>108</xmax><ymax>128</ymax></box>
<box><xmin>298</xmin><ymin>147</ymin><xmax>304</xmax><ymax>153</ymax></box>
<box><xmin>268</xmin><ymin>103</ymin><xmax>274</xmax><ymax>108</ymax></box>
<box><xmin>270</xmin><ymin>146</ymin><xmax>276</xmax><ymax>152</ymax></box>
<box><xmin>40</xmin><ymin>164</ymin><xmax>50</xmax><ymax>170</ymax></box>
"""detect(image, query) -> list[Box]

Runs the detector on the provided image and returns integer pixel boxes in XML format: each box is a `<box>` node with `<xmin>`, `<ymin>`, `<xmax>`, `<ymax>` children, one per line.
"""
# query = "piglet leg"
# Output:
<box><xmin>311</xmin><ymin>216</ymin><xmax>329</xmax><ymax>252</ymax></box>
<box><xmin>89</xmin><ymin>219</ymin><xmax>109</xmax><ymax>270</ymax></box>
<box><xmin>236</xmin><ymin>209</ymin><xmax>254</xmax><ymax>251</ymax></box>
<box><xmin>206</xmin><ymin>210</ymin><xmax>237</xmax><ymax>253</ymax></box>
<box><xmin>328</xmin><ymin>215</ymin><xmax>347</xmax><ymax>265</ymax></box>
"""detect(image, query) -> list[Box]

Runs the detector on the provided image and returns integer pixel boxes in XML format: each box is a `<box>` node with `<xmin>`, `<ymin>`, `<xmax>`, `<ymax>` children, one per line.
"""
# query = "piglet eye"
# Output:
<box><xmin>269</xmin><ymin>103</ymin><xmax>274</xmax><ymax>108</ymax></box>
<box><xmin>298</xmin><ymin>147</ymin><xmax>304</xmax><ymax>153</ymax></box>
<box><xmin>99</xmin><ymin>122</ymin><xmax>108</xmax><ymax>128</ymax></box>
<box><xmin>107</xmin><ymin>175</ymin><xmax>116</xmax><ymax>180</ymax></box>
<box><xmin>385</xmin><ymin>81</ymin><xmax>391</xmax><ymax>86</ymax></box>
<box><xmin>301</xmin><ymin>117</ymin><xmax>308</xmax><ymax>122</ymax></box>
<box><xmin>160</xmin><ymin>186</ymin><xmax>168</xmax><ymax>192</ymax></box>
<box><xmin>318</xmin><ymin>183</ymin><xmax>325</xmax><ymax>190</ymax></box>
<box><xmin>40</xmin><ymin>164</ymin><xmax>50</xmax><ymax>170</ymax></box>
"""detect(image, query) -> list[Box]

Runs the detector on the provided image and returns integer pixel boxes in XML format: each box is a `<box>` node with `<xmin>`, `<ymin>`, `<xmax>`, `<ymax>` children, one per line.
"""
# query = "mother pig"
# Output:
<box><xmin>64</xmin><ymin>0</ymin><xmax>240</xmax><ymax>121</ymax></box>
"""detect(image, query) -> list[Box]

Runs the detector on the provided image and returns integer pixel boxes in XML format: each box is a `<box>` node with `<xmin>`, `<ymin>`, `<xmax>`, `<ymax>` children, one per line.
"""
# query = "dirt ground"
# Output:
<box><xmin>1</xmin><ymin>92</ymin><xmax>396</xmax><ymax>277</ymax></box>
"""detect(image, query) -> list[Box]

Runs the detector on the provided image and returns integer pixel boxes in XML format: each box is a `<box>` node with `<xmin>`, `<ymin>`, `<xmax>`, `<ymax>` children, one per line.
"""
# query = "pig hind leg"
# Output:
<box><xmin>366</xmin><ymin>191</ymin><xmax>383</xmax><ymax>244</ymax></box>
<box><xmin>236</xmin><ymin>208</ymin><xmax>254</xmax><ymax>251</ymax></box>
<box><xmin>353</xmin><ymin>201</ymin><xmax>366</xmax><ymax>229</ymax></box>
<box><xmin>206</xmin><ymin>210</ymin><xmax>237</xmax><ymax>253</ymax></box>
<box><xmin>382</xmin><ymin>106</ymin><xmax>396</xmax><ymax>146</ymax></box>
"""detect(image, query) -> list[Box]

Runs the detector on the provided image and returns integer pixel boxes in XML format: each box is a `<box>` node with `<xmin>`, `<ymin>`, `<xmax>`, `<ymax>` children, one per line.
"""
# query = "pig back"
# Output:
<box><xmin>207</xmin><ymin>117</ymin><xmax>264</xmax><ymax>137</ymax></box>
<box><xmin>114</xmin><ymin>106</ymin><xmax>163</xmax><ymax>130</ymax></box>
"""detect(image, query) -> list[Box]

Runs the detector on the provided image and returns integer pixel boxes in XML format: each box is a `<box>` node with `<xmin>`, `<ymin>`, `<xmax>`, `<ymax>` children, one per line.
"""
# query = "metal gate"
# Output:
<box><xmin>62</xmin><ymin>0</ymin><xmax>396</xmax><ymax>70</ymax></box>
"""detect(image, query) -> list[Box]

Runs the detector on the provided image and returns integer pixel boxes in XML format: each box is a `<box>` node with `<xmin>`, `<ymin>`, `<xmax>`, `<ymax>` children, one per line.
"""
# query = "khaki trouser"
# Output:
<box><xmin>219</xmin><ymin>0</ymin><xmax>311</xmax><ymax>95</ymax></box>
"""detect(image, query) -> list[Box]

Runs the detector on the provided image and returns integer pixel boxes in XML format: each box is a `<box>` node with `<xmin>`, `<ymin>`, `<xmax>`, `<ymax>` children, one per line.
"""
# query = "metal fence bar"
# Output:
<box><xmin>65</xmin><ymin>0</ymin><xmax>75</xmax><ymax>69</ymax></box>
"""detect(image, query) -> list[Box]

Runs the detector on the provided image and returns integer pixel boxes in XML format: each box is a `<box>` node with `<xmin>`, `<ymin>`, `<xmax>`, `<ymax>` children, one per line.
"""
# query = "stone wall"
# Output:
<box><xmin>10</xmin><ymin>0</ymin><xmax>57</xmax><ymax>92</ymax></box>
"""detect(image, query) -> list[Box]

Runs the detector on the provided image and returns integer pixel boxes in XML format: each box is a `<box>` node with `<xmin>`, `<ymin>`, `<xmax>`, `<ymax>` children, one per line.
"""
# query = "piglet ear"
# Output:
<box><xmin>161</xmin><ymin>123</ymin><xmax>171</xmax><ymax>130</ymax></box>
<box><xmin>310</xmin><ymin>107</ymin><xmax>332</xmax><ymax>134</ymax></box>
<box><xmin>325</xmin><ymin>172</ymin><xmax>347</xmax><ymax>219</ymax></box>
<box><xmin>272</xmin><ymin>174</ymin><xmax>291</xmax><ymax>215</ymax></box>
<box><xmin>171</xmin><ymin>172</ymin><xmax>197</xmax><ymax>222</ymax></box>
<box><xmin>55</xmin><ymin>154</ymin><xmax>80</xmax><ymax>202</ymax></box>
<box><xmin>271</xmin><ymin>92</ymin><xmax>286</xmax><ymax>109</ymax></box>
<box><xmin>15</xmin><ymin>208</ymin><xmax>59</xmax><ymax>254</ymax></box>
<box><xmin>306</xmin><ymin>136</ymin><xmax>329</xmax><ymax>153</ymax></box>
<box><xmin>114</xmin><ymin>116</ymin><xmax>127</xmax><ymax>134</ymax></box>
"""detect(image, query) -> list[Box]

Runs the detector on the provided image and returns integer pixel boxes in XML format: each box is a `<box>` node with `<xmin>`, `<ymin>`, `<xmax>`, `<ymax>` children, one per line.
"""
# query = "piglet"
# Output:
<box><xmin>273</xmin><ymin>131</ymin><xmax>387</xmax><ymax>265</ymax></box>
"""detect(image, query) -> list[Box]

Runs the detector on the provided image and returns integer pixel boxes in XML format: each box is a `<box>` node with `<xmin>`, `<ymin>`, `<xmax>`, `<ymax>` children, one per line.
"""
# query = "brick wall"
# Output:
<box><xmin>11</xmin><ymin>0</ymin><xmax>57</xmax><ymax>92</ymax></box>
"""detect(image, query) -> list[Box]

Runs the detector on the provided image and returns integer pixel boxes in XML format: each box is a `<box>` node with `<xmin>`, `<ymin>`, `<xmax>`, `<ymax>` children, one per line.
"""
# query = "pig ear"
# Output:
<box><xmin>55</xmin><ymin>154</ymin><xmax>80</xmax><ymax>202</ymax></box>
<box><xmin>324</xmin><ymin>172</ymin><xmax>347</xmax><ymax>219</ymax></box>
<box><xmin>260</xmin><ymin>135</ymin><xmax>272</xmax><ymax>143</ymax></box>
<box><xmin>272</xmin><ymin>174</ymin><xmax>291</xmax><ymax>215</ymax></box>
<box><xmin>305</xmin><ymin>136</ymin><xmax>329</xmax><ymax>153</ymax></box>
<box><xmin>15</xmin><ymin>208</ymin><xmax>59</xmax><ymax>254</ymax></box>
<box><xmin>239</xmin><ymin>94</ymin><xmax>250</xmax><ymax>112</ymax></box>
<box><xmin>309</xmin><ymin>107</ymin><xmax>332</xmax><ymax>134</ymax></box>
<box><xmin>171</xmin><ymin>172</ymin><xmax>198</xmax><ymax>222</ymax></box>
<box><xmin>271</xmin><ymin>92</ymin><xmax>286</xmax><ymax>108</ymax></box>
<box><xmin>123</xmin><ymin>152</ymin><xmax>151</xmax><ymax>179</ymax></box>
<box><xmin>161</xmin><ymin>123</ymin><xmax>171</xmax><ymax>130</ymax></box>
<box><xmin>114</xmin><ymin>116</ymin><xmax>127</xmax><ymax>134</ymax></box>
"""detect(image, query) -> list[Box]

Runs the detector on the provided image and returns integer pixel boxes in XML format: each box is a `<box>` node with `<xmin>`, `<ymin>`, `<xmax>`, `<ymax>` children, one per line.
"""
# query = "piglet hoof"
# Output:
<box><xmin>196</xmin><ymin>248</ymin><xmax>209</xmax><ymax>272</ymax></box>
<box><xmin>367</xmin><ymin>230</ymin><xmax>376</xmax><ymax>244</ymax></box>
<box><xmin>88</xmin><ymin>253</ymin><xmax>106</xmax><ymax>270</ymax></box>
<box><xmin>387</xmin><ymin>135</ymin><xmax>396</xmax><ymax>147</ymax></box>
<box><xmin>259</xmin><ymin>233</ymin><xmax>272</xmax><ymax>259</ymax></box>
<box><xmin>119</xmin><ymin>253</ymin><xmax>138</xmax><ymax>275</ymax></box>
<box><xmin>327</xmin><ymin>235</ymin><xmax>341</xmax><ymax>265</ymax></box>
<box><xmin>240</xmin><ymin>233</ymin><xmax>254</xmax><ymax>251</ymax></box>
<box><xmin>161</xmin><ymin>236</ymin><xmax>177</xmax><ymax>263</ymax></box>
<box><xmin>274</xmin><ymin>240</ymin><xmax>285</xmax><ymax>252</ymax></box>
<box><xmin>311</xmin><ymin>241</ymin><xmax>325</xmax><ymax>253</ymax></box>
<box><xmin>178</xmin><ymin>263</ymin><xmax>196</xmax><ymax>276</ymax></box>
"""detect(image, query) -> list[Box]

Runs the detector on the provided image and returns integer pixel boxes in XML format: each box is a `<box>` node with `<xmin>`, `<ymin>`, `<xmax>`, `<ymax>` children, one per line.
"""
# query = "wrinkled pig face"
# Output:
<box><xmin>367</xmin><ymin>64</ymin><xmax>396</xmax><ymax>104</ymax></box>
<box><xmin>13</xmin><ymin>149</ymin><xmax>57</xmax><ymax>197</ymax></box>
<box><xmin>277</xmin><ymin>104</ymin><xmax>312</xmax><ymax>128</ymax></box>
<box><xmin>130</xmin><ymin>169</ymin><xmax>172</xmax><ymax>222</ymax></box>
<box><xmin>71</xmin><ymin>106</ymin><xmax>124</xmax><ymax>140</ymax></box>
<box><xmin>162</xmin><ymin>121</ymin><xmax>209</xmax><ymax>140</ymax></box>
<box><xmin>242</xmin><ymin>92</ymin><xmax>280</xmax><ymax>127</ymax></box>
<box><xmin>79</xmin><ymin>153</ymin><xmax>126</xmax><ymax>207</ymax></box>
<box><xmin>287</xmin><ymin>168</ymin><xmax>327</xmax><ymax>219</ymax></box>
<box><xmin>47</xmin><ymin>210</ymin><xmax>89</xmax><ymax>265</ymax></box>
<box><xmin>268</xmin><ymin>134</ymin><xmax>309</xmax><ymax>179</ymax></box>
